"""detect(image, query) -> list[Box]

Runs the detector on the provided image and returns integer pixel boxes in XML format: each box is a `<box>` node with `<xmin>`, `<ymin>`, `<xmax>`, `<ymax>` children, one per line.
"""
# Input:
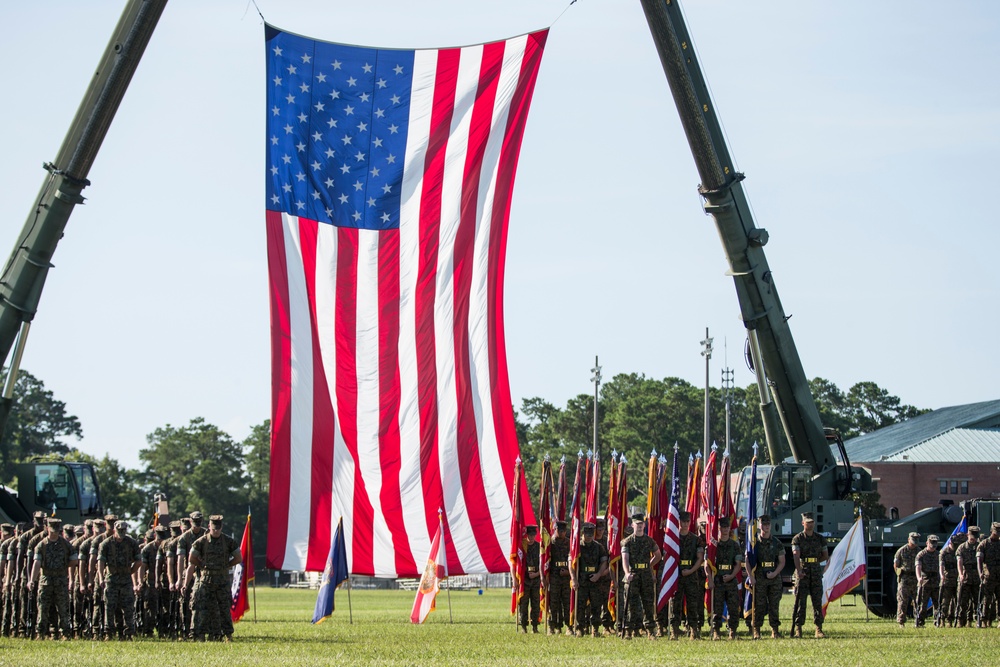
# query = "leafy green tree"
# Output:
<box><xmin>140</xmin><ymin>417</ymin><xmax>249</xmax><ymax>532</ymax></box>
<box><xmin>0</xmin><ymin>370</ymin><xmax>83</xmax><ymax>484</ymax></box>
<box><xmin>845</xmin><ymin>381</ymin><xmax>927</xmax><ymax>435</ymax></box>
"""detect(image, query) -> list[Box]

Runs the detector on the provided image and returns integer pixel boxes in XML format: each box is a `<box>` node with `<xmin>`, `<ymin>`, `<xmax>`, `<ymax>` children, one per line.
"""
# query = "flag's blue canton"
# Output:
<box><xmin>265</xmin><ymin>26</ymin><xmax>413</xmax><ymax>230</ymax></box>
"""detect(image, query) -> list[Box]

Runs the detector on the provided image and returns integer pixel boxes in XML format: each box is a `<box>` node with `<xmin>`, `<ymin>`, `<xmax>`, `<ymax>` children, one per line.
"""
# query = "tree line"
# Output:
<box><xmin>1</xmin><ymin>369</ymin><xmax>923</xmax><ymax>558</ymax></box>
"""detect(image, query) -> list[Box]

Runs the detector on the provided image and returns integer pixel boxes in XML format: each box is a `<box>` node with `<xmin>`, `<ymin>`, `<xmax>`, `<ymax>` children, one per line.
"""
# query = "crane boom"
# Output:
<box><xmin>638</xmin><ymin>0</ymin><xmax>834</xmax><ymax>475</ymax></box>
<box><xmin>0</xmin><ymin>0</ymin><xmax>167</xmax><ymax>432</ymax></box>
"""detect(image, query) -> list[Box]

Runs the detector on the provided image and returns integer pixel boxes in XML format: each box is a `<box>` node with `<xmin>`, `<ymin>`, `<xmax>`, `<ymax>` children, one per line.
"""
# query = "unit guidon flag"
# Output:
<box><xmin>264</xmin><ymin>25</ymin><xmax>546</xmax><ymax>577</ymax></box>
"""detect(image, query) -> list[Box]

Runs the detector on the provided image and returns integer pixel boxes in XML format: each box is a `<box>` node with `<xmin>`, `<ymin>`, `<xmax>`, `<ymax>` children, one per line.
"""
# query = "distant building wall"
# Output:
<box><xmin>864</xmin><ymin>462</ymin><xmax>1000</xmax><ymax>518</ymax></box>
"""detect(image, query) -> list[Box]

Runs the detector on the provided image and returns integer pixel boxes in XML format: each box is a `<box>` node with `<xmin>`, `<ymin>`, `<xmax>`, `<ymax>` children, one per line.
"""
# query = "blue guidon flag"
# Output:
<box><xmin>264</xmin><ymin>25</ymin><xmax>547</xmax><ymax>578</ymax></box>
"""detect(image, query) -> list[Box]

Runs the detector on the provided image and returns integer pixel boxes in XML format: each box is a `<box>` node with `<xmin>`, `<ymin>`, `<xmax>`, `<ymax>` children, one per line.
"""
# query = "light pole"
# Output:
<box><xmin>591</xmin><ymin>356</ymin><xmax>602</xmax><ymax>496</ymax></box>
<box><xmin>700</xmin><ymin>328</ymin><xmax>713</xmax><ymax>461</ymax></box>
<box><xmin>722</xmin><ymin>365</ymin><xmax>734</xmax><ymax>454</ymax></box>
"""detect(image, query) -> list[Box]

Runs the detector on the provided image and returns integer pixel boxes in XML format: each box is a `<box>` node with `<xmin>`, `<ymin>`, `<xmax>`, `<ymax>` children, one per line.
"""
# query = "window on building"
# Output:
<box><xmin>938</xmin><ymin>479</ymin><xmax>972</xmax><ymax>496</ymax></box>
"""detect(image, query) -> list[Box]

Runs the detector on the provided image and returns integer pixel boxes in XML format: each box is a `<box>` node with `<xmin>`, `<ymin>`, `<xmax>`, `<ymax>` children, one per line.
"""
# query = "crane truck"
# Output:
<box><xmin>638</xmin><ymin>0</ymin><xmax>1000</xmax><ymax>617</ymax></box>
<box><xmin>0</xmin><ymin>0</ymin><xmax>167</xmax><ymax>526</ymax></box>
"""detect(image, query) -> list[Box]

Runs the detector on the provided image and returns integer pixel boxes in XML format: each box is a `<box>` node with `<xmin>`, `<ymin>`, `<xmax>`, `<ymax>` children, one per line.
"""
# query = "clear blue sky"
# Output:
<box><xmin>1</xmin><ymin>1</ymin><xmax>997</xmax><ymax>469</ymax></box>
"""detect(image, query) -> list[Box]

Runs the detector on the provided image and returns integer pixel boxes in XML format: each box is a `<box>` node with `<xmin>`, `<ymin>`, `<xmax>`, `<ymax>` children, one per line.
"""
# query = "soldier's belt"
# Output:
<box><xmin>204</xmin><ymin>568</ymin><xmax>228</xmax><ymax>574</ymax></box>
<box><xmin>802</xmin><ymin>558</ymin><xmax>819</xmax><ymax>564</ymax></box>
<box><xmin>633</xmin><ymin>563</ymin><xmax>647</xmax><ymax>570</ymax></box>
<box><xmin>554</xmin><ymin>561</ymin><xmax>568</xmax><ymax>567</ymax></box>
<box><xmin>680</xmin><ymin>560</ymin><xmax>692</xmax><ymax>566</ymax></box>
<box><xmin>761</xmin><ymin>561</ymin><xmax>775</xmax><ymax>568</ymax></box>
<box><xmin>527</xmin><ymin>566</ymin><xmax>538</xmax><ymax>572</ymax></box>
<box><xmin>583</xmin><ymin>567</ymin><xmax>596</xmax><ymax>573</ymax></box>
<box><xmin>41</xmin><ymin>568</ymin><xmax>68</xmax><ymax>576</ymax></box>
<box><xmin>108</xmin><ymin>566</ymin><xmax>131</xmax><ymax>575</ymax></box>
<box><xmin>718</xmin><ymin>565</ymin><xmax>732</xmax><ymax>572</ymax></box>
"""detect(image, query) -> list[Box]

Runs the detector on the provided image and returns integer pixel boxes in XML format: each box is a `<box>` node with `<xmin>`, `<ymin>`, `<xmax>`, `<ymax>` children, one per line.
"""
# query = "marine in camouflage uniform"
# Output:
<box><xmin>668</xmin><ymin>511</ymin><xmax>704</xmax><ymax>640</ymax></box>
<box><xmin>547</xmin><ymin>521</ymin><xmax>571</xmax><ymax>635</ymax></box>
<box><xmin>138</xmin><ymin>526</ymin><xmax>167</xmax><ymax>637</ymax></box>
<box><xmin>594</xmin><ymin>518</ymin><xmax>614</xmax><ymax>633</ymax></box>
<box><xmin>573</xmin><ymin>522</ymin><xmax>609</xmax><ymax>636</ymax></box>
<box><xmin>23</xmin><ymin>511</ymin><xmax>51</xmax><ymax>638</ymax></box>
<box><xmin>97</xmin><ymin>520</ymin><xmax>141</xmax><ymax>640</ymax></box>
<box><xmin>709</xmin><ymin>518</ymin><xmax>743</xmax><ymax>640</ymax></box>
<box><xmin>748</xmin><ymin>514</ymin><xmax>785</xmax><ymax>639</ymax></box>
<box><xmin>893</xmin><ymin>531</ymin><xmax>921</xmax><ymax>627</ymax></box>
<box><xmin>175</xmin><ymin>512</ymin><xmax>206</xmax><ymax>638</ymax></box>
<box><xmin>89</xmin><ymin>516</ymin><xmax>115</xmax><ymax>638</ymax></box>
<box><xmin>515</xmin><ymin>525</ymin><xmax>541</xmax><ymax>632</ymax></box>
<box><xmin>938</xmin><ymin>532</ymin><xmax>961</xmax><ymax>627</ymax></box>
<box><xmin>791</xmin><ymin>512</ymin><xmax>828</xmax><ymax>638</ymax></box>
<box><xmin>956</xmin><ymin>526</ymin><xmax>981</xmax><ymax>627</ymax></box>
<box><xmin>29</xmin><ymin>518</ymin><xmax>78</xmax><ymax>640</ymax></box>
<box><xmin>622</xmin><ymin>513</ymin><xmax>661</xmax><ymax>638</ymax></box>
<box><xmin>0</xmin><ymin>523</ymin><xmax>15</xmax><ymax>636</ymax></box>
<box><xmin>914</xmin><ymin>535</ymin><xmax>941</xmax><ymax>627</ymax></box>
<box><xmin>14</xmin><ymin>512</ymin><xmax>46</xmax><ymax>637</ymax></box>
<box><xmin>184</xmin><ymin>515</ymin><xmax>241</xmax><ymax>642</ymax></box>
<box><xmin>164</xmin><ymin>521</ymin><xmax>183</xmax><ymax>637</ymax></box>
<box><xmin>977</xmin><ymin>522</ymin><xmax>1000</xmax><ymax>626</ymax></box>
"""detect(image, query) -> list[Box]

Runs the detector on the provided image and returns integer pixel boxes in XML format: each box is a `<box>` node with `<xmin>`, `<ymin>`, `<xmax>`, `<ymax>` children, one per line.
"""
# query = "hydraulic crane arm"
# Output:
<box><xmin>0</xmin><ymin>0</ymin><xmax>167</xmax><ymax>432</ymax></box>
<box><xmin>638</xmin><ymin>0</ymin><xmax>834</xmax><ymax>475</ymax></box>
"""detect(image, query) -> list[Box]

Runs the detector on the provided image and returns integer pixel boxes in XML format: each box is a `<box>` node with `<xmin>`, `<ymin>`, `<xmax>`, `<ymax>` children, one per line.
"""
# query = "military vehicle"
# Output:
<box><xmin>0</xmin><ymin>460</ymin><xmax>104</xmax><ymax>525</ymax></box>
<box><xmin>638</xmin><ymin>0</ymin><xmax>999</xmax><ymax>617</ymax></box>
<box><xmin>0</xmin><ymin>1</ymin><xmax>167</xmax><ymax>525</ymax></box>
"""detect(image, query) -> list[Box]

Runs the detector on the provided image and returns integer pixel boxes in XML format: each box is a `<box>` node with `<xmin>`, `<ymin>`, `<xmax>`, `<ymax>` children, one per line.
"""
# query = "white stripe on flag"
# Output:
<box><xmin>395</xmin><ymin>47</ymin><xmax>436</xmax><ymax>569</ymax></box>
<box><xmin>283</xmin><ymin>215</ymin><xmax>313</xmax><ymax>569</ymax></box>
<box><xmin>314</xmin><ymin>223</ymin><xmax>355</xmax><ymax>571</ymax></box>
<box><xmin>434</xmin><ymin>42</ymin><xmax>485</xmax><ymax>574</ymax></box>
<box><xmin>355</xmin><ymin>229</ymin><xmax>396</xmax><ymax>576</ymax></box>
<box><xmin>469</xmin><ymin>34</ymin><xmax>528</xmax><ymax>556</ymax></box>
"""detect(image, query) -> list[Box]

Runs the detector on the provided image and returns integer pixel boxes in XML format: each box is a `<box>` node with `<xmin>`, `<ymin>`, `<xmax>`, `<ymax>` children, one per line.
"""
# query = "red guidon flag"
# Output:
<box><xmin>231</xmin><ymin>512</ymin><xmax>254</xmax><ymax>623</ymax></box>
<box><xmin>264</xmin><ymin>26</ymin><xmax>547</xmax><ymax>576</ymax></box>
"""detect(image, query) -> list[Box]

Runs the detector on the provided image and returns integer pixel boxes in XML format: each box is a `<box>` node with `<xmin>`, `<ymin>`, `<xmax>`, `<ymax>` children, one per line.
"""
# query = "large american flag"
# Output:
<box><xmin>264</xmin><ymin>25</ymin><xmax>547</xmax><ymax>577</ymax></box>
<box><xmin>656</xmin><ymin>446</ymin><xmax>681</xmax><ymax>611</ymax></box>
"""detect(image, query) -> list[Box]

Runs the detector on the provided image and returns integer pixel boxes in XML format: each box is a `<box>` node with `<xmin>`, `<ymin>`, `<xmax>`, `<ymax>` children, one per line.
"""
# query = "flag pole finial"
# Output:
<box><xmin>674</xmin><ymin>441</ymin><xmax>679</xmax><ymax>453</ymax></box>
<box><xmin>650</xmin><ymin>448</ymin><xmax>658</xmax><ymax>459</ymax></box>
<box><xmin>578</xmin><ymin>448</ymin><xmax>584</xmax><ymax>458</ymax></box>
<box><xmin>752</xmin><ymin>441</ymin><xmax>759</xmax><ymax>458</ymax></box>
<box><xmin>711</xmin><ymin>441</ymin><xmax>718</xmax><ymax>453</ymax></box>
<box><xmin>695</xmin><ymin>451</ymin><xmax>702</xmax><ymax>460</ymax></box>
<box><xmin>620</xmin><ymin>453</ymin><xmax>627</xmax><ymax>464</ymax></box>
<box><xmin>544</xmin><ymin>452</ymin><xmax>550</xmax><ymax>462</ymax></box>
<box><xmin>560</xmin><ymin>455</ymin><xmax>566</xmax><ymax>464</ymax></box>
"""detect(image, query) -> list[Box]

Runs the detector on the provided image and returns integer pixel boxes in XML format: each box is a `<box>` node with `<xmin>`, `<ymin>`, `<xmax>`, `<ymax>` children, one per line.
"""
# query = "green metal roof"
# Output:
<box><xmin>880</xmin><ymin>428</ymin><xmax>1000</xmax><ymax>463</ymax></box>
<box><xmin>843</xmin><ymin>399</ymin><xmax>1000</xmax><ymax>463</ymax></box>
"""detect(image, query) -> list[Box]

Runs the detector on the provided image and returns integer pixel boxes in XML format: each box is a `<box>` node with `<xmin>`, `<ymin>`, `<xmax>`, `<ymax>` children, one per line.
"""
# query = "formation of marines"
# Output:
<box><xmin>0</xmin><ymin>510</ymin><xmax>241</xmax><ymax>641</ymax></box>
<box><xmin>515</xmin><ymin>510</ymin><xmax>830</xmax><ymax>640</ymax></box>
<box><xmin>894</xmin><ymin>521</ymin><xmax>1000</xmax><ymax>628</ymax></box>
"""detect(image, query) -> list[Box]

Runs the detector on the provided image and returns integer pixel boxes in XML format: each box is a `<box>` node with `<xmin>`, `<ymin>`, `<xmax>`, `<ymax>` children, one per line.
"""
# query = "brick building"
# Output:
<box><xmin>843</xmin><ymin>400</ymin><xmax>1000</xmax><ymax>518</ymax></box>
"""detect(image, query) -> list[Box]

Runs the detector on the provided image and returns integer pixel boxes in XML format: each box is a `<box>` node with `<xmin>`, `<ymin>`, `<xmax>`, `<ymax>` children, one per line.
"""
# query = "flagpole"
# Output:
<box><xmin>861</xmin><ymin>510</ymin><xmax>869</xmax><ymax>622</ymax></box>
<box><xmin>250</xmin><ymin>507</ymin><xmax>257</xmax><ymax>624</ymax></box>
<box><xmin>440</xmin><ymin>509</ymin><xmax>452</xmax><ymax>624</ymax></box>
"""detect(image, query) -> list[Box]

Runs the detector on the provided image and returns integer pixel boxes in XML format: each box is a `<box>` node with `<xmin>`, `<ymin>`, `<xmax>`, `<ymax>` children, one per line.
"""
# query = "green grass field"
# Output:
<box><xmin>0</xmin><ymin>588</ymin><xmax>994</xmax><ymax>666</ymax></box>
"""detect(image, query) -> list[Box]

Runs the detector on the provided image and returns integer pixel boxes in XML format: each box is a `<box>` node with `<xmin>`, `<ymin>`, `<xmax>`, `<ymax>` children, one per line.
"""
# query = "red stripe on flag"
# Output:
<box><xmin>488</xmin><ymin>30</ymin><xmax>548</xmax><ymax>519</ymax></box>
<box><xmin>265</xmin><ymin>210</ymin><xmax>292</xmax><ymax>570</ymax></box>
<box><xmin>416</xmin><ymin>47</ymin><xmax>460</xmax><ymax>573</ymax></box>
<box><xmin>298</xmin><ymin>218</ymin><xmax>334</xmax><ymax>572</ymax></box>
<box><xmin>451</xmin><ymin>41</ymin><xmax>506</xmax><ymax>571</ymax></box>
<box><xmin>334</xmin><ymin>228</ymin><xmax>377</xmax><ymax>575</ymax></box>
<box><xmin>376</xmin><ymin>229</ymin><xmax>416</xmax><ymax>575</ymax></box>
